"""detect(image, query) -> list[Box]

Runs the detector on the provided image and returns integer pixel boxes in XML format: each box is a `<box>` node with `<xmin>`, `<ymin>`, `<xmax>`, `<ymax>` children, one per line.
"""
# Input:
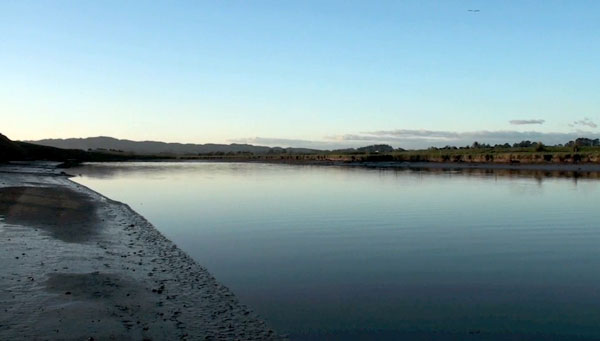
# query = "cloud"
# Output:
<box><xmin>509</xmin><ymin>119</ymin><xmax>545</xmax><ymax>125</ymax></box>
<box><xmin>337</xmin><ymin>130</ymin><xmax>460</xmax><ymax>142</ymax></box>
<box><xmin>230</xmin><ymin>137</ymin><xmax>315</xmax><ymax>146</ymax></box>
<box><xmin>228</xmin><ymin>137</ymin><xmax>350</xmax><ymax>149</ymax></box>
<box><xmin>571</xmin><ymin>118</ymin><xmax>597</xmax><ymax>128</ymax></box>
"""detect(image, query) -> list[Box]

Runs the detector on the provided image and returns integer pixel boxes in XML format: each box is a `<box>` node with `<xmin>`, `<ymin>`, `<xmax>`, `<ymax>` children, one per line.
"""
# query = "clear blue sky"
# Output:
<box><xmin>1</xmin><ymin>0</ymin><xmax>599</xmax><ymax>148</ymax></box>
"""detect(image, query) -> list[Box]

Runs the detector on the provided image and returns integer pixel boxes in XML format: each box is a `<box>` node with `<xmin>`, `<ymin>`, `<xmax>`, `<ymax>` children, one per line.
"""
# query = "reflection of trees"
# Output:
<box><xmin>72</xmin><ymin>162</ymin><xmax>600</xmax><ymax>185</ymax></box>
<box><xmin>386</xmin><ymin>167</ymin><xmax>599</xmax><ymax>185</ymax></box>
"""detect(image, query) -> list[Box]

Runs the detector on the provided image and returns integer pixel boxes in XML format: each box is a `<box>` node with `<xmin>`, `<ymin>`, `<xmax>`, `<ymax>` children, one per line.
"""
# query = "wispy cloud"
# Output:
<box><xmin>509</xmin><ymin>119</ymin><xmax>545</xmax><ymax>125</ymax></box>
<box><xmin>228</xmin><ymin>137</ymin><xmax>349</xmax><ymax>149</ymax></box>
<box><xmin>570</xmin><ymin>118</ymin><xmax>597</xmax><ymax>128</ymax></box>
<box><xmin>230</xmin><ymin>137</ymin><xmax>314</xmax><ymax>146</ymax></box>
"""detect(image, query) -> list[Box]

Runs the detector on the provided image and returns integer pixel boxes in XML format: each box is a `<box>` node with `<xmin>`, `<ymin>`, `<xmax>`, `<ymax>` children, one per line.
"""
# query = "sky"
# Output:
<box><xmin>1</xmin><ymin>0</ymin><xmax>599</xmax><ymax>149</ymax></box>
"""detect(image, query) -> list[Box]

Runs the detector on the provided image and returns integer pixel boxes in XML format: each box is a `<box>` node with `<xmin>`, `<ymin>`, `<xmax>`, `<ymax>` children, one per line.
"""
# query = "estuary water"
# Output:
<box><xmin>73</xmin><ymin>162</ymin><xmax>600</xmax><ymax>340</ymax></box>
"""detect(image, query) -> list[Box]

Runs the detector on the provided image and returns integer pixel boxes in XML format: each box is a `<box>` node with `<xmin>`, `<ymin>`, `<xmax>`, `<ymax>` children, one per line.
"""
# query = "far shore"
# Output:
<box><xmin>69</xmin><ymin>158</ymin><xmax>600</xmax><ymax>174</ymax></box>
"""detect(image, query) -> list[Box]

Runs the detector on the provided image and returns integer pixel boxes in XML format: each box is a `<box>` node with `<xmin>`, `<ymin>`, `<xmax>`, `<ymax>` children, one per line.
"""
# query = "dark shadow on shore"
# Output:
<box><xmin>0</xmin><ymin>186</ymin><xmax>100</xmax><ymax>243</ymax></box>
<box><xmin>45</xmin><ymin>272</ymin><xmax>136</xmax><ymax>300</ymax></box>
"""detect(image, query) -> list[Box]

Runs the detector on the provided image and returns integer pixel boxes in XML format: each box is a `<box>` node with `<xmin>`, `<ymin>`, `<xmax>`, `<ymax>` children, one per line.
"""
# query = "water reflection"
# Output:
<box><xmin>72</xmin><ymin>162</ymin><xmax>600</xmax><ymax>340</ymax></box>
<box><xmin>73</xmin><ymin>161</ymin><xmax>600</xmax><ymax>183</ymax></box>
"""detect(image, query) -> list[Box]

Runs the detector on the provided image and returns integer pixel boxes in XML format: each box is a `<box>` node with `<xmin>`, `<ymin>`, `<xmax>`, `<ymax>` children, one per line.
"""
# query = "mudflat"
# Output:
<box><xmin>0</xmin><ymin>165</ymin><xmax>281</xmax><ymax>340</ymax></box>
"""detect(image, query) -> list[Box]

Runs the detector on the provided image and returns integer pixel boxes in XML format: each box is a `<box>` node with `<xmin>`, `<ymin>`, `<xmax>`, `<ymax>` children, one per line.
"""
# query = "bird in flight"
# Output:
<box><xmin>467</xmin><ymin>9</ymin><xmax>481</xmax><ymax>12</ymax></box>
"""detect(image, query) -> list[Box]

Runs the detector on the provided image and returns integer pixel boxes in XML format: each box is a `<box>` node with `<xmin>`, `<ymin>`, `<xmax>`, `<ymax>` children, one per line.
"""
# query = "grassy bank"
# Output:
<box><xmin>180</xmin><ymin>146</ymin><xmax>600</xmax><ymax>165</ymax></box>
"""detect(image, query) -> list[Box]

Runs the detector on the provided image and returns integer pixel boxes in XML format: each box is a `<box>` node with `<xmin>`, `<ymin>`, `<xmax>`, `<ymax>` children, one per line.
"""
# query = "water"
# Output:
<box><xmin>72</xmin><ymin>162</ymin><xmax>600</xmax><ymax>340</ymax></box>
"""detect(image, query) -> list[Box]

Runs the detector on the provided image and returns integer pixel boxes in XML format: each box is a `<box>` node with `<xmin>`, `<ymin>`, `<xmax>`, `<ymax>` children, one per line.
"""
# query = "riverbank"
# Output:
<box><xmin>0</xmin><ymin>163</ymin><xmax>281</xmax><ymax>340</ymax></box>
<box><xmin>349</xmin><ymin>160</ymin><xmax>600</xmax><ymax>171</ymax></box>
<box><xmin>163</xmin><ymin>158</ymin><xmax>600</xmax><ymax>179</ymax></box>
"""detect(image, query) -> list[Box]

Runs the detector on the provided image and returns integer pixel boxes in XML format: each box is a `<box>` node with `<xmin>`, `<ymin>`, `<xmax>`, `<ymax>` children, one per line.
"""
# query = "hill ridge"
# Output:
<box><xmin>26</xmin><ymin>136</ymin><xmax>319</xmax><ymax>155</ymax></box>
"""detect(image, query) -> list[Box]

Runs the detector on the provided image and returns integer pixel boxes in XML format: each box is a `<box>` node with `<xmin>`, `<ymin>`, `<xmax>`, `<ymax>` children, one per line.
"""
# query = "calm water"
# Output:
<box><xmin>73</xmin><ymin>162</ymin><xmax>600</xmax><ymax>340</ymax></box>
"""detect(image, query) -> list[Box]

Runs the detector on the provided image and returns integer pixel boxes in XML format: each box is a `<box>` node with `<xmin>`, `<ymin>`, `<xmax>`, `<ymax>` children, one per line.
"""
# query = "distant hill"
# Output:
<box><xmin>0</xmin><ymin>133</ymin><xmax>134</xmax><ymax>163</ymax></box>
<box><xmin>27</xmin><ymin>136</ymin><xmax>321</xmax><ymax>155</ymax></box>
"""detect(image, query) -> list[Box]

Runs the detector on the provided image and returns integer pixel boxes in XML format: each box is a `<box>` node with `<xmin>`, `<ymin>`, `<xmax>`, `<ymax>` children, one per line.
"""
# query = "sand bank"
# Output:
<box><xmin>0</xmin><ymin>164</ymin><xmax>282</xmax><ymax>340</ymax></box>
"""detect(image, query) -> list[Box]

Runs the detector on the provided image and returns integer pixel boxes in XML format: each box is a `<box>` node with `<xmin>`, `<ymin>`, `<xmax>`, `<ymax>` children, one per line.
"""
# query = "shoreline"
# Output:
<box><xmin>0</xmin><ymin>164</ymin><xmax>282</xmax><ymax>340</ymax></box>
<box><xmin>60</xmin><ymin>158</ymin><xmax>600</xmax><ymax>172</ymax></box>
<box><xmin>72</xmin><ymin>159</ymin><xmax>600</xmax><ymax>178</ymax></box>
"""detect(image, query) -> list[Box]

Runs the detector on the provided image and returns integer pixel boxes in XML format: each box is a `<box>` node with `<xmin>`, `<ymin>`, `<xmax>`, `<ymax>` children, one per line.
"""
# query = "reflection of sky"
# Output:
<box><xmin>74</xmin><ymin>162</ymin><xmax>600</xmax><ymax>339</ymax></box>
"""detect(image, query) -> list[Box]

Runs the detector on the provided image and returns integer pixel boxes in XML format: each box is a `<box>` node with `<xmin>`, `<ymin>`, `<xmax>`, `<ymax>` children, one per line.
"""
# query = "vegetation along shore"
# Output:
<box><xmin>2</xmin><ymin>133</ymin><xmax>600</xmax><ymax>172</ymax></box>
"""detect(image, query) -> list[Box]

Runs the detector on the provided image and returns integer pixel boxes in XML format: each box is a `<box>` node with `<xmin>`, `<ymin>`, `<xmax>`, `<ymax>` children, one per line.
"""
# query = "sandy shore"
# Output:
<box><xmin>0</xmin><ymin>164</ymin><xmax>282</xmax><ymax>340</ymax></box>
